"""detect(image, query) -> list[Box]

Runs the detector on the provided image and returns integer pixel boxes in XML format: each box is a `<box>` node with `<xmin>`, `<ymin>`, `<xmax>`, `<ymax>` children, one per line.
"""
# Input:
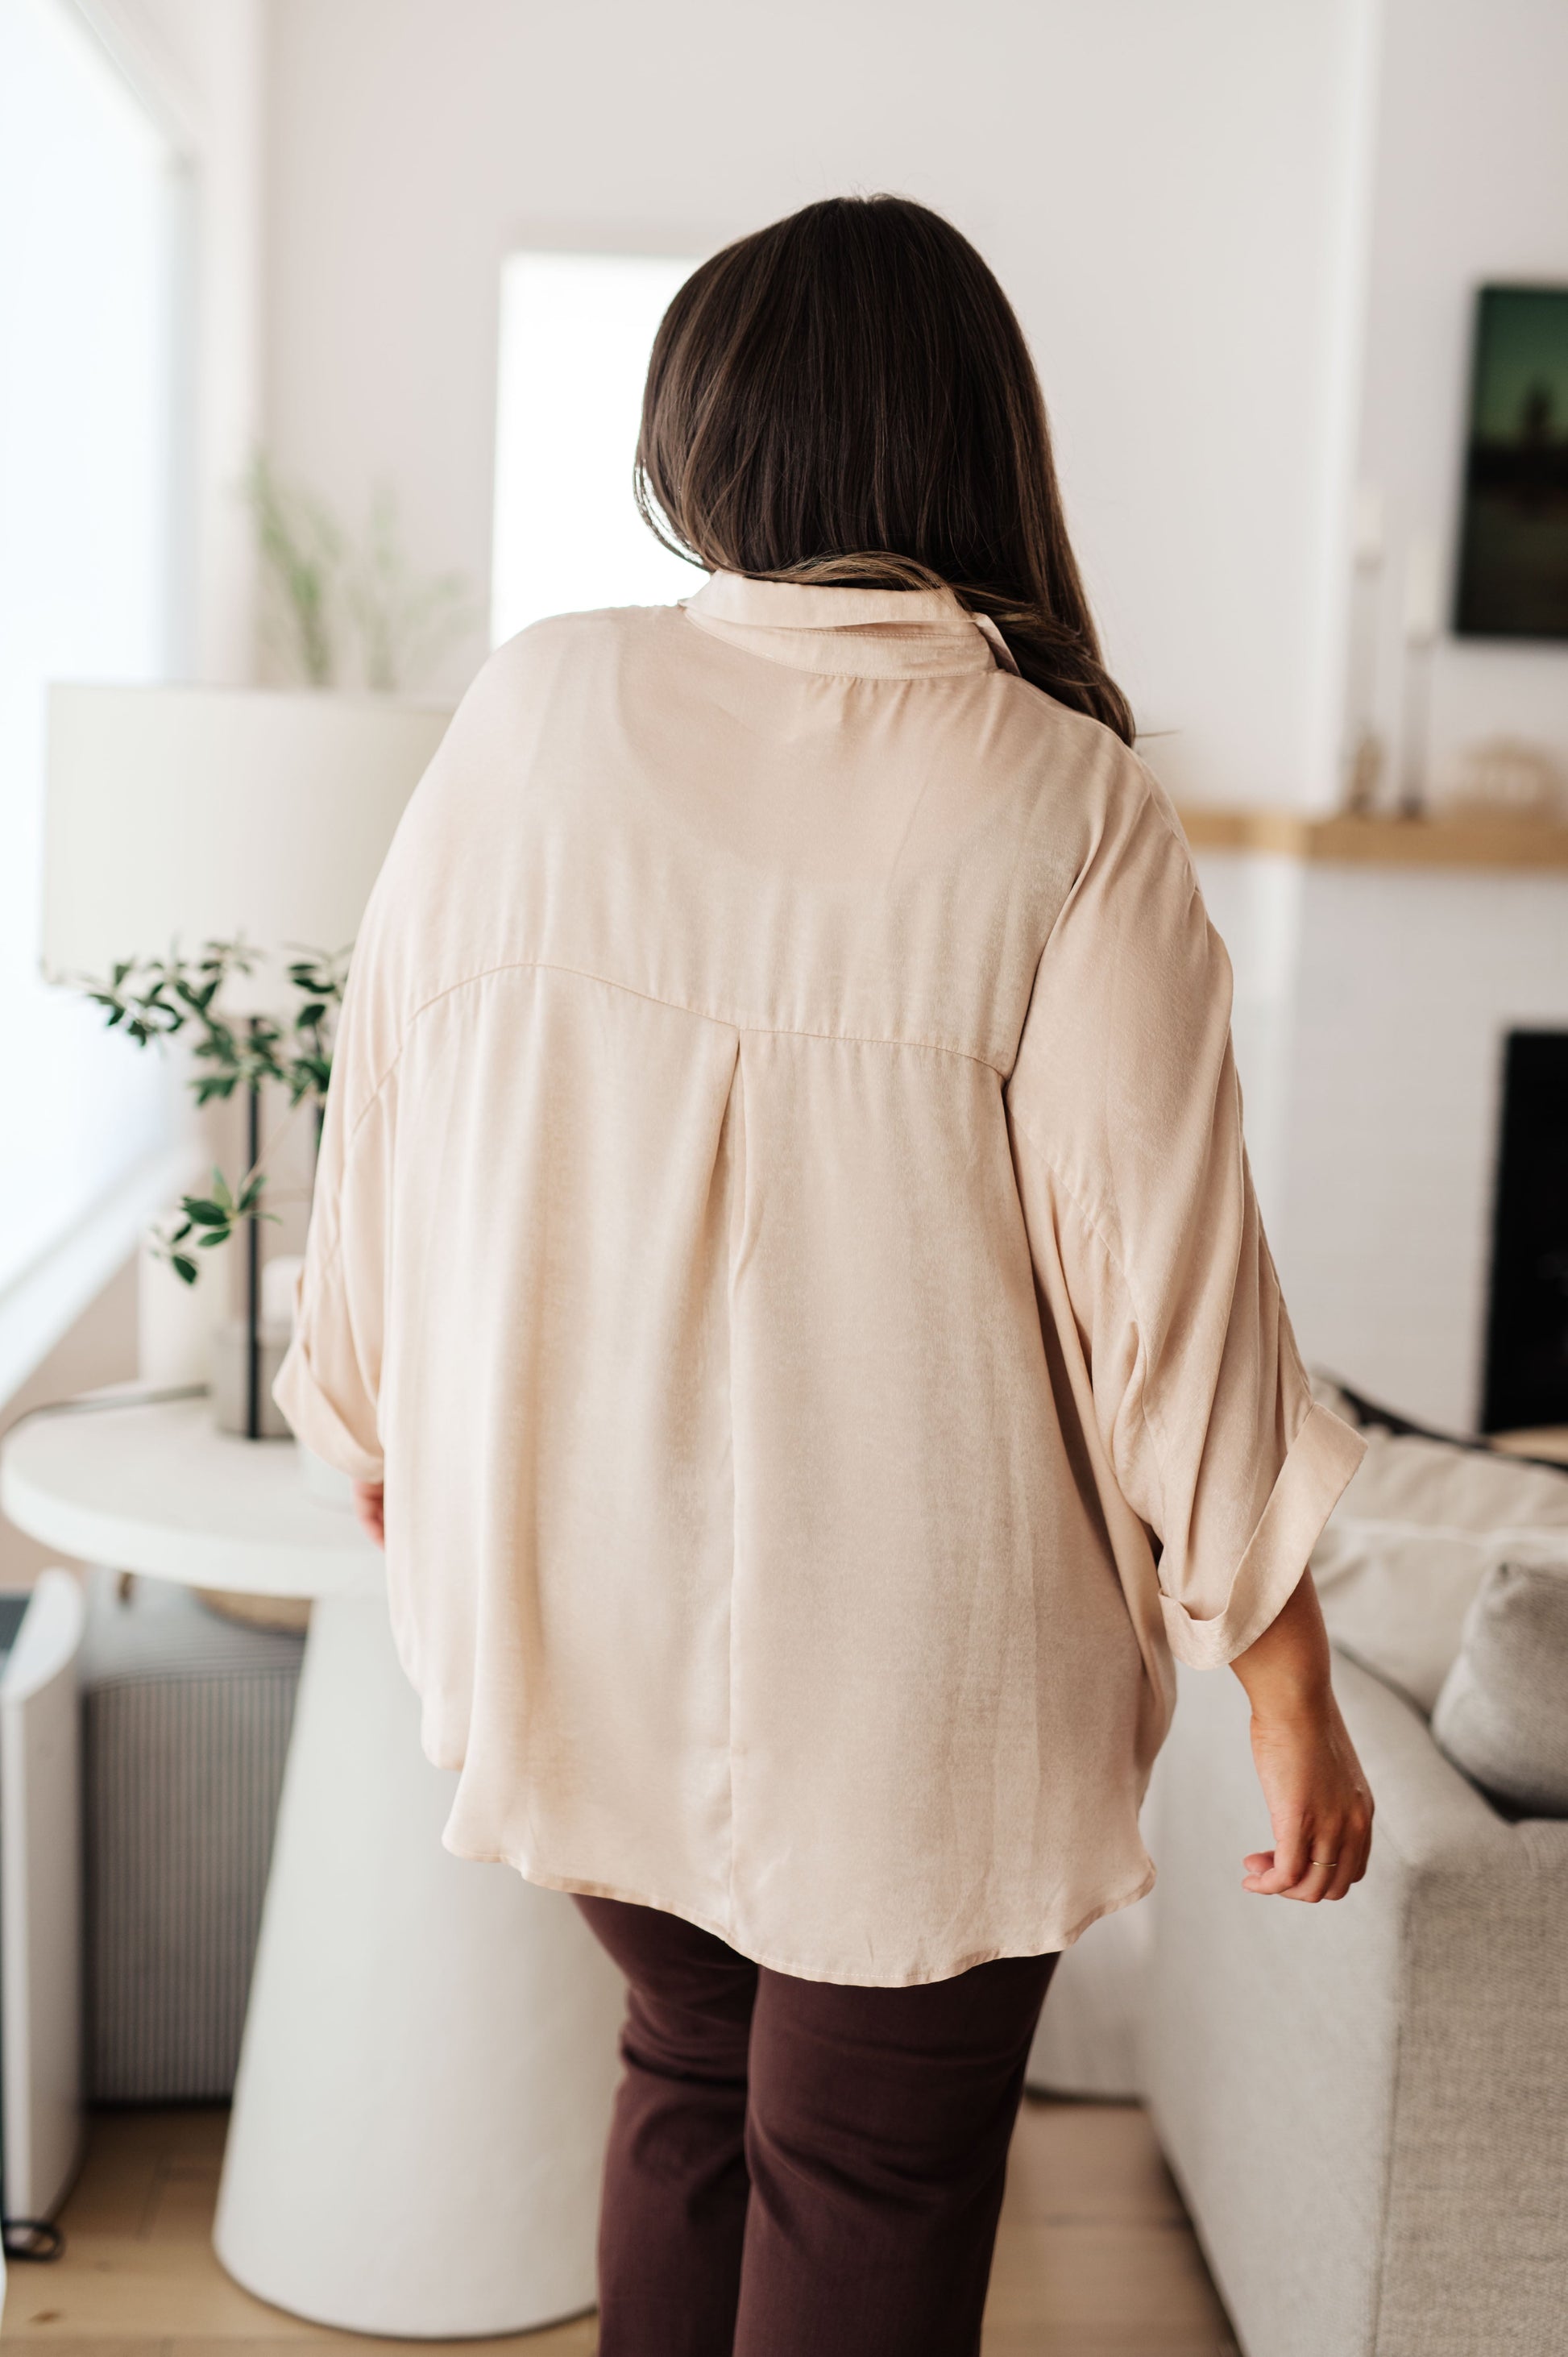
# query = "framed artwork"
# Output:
<box><xmin>1454</xmin><ymin>284</ymin><xmax>1568</xmax><ymax>641</ymax></box>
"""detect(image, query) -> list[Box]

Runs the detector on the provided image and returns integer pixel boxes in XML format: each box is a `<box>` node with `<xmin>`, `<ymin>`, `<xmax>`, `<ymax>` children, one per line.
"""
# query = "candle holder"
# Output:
<box><xmin>1397</xmin><ymin>532</ymin><xmax>1444</xmax><ymax>820</ymax></box>
<box><xmin>1397</xmin><ymin>633</ymin><xmax>1435</xmax><ymax>820</ymax></box>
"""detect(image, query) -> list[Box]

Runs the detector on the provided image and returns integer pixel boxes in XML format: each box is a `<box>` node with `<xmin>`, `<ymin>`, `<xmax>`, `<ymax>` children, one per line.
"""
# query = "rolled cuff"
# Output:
<box><xmin>1159</xmin><ymin>1401</ymin><xmax>1367</xmax><ymax>1670</ymax></box>
<box><xmin>272</xmin><ymin>1331</ymin><xmax>386</xmax><ymax>1485</ymax></box>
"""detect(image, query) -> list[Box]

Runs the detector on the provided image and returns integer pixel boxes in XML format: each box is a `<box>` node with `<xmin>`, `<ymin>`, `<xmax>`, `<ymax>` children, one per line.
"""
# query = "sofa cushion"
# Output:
<box><xmin>1308</xmin><ymin>1380</ymin><xmax>1568</xmax><ymax>1712</ymax></box>
<box><xmin>1431</xmin><ymin>1561</ymin><xmax>1568</xmax><ymax>1815</ymax></box>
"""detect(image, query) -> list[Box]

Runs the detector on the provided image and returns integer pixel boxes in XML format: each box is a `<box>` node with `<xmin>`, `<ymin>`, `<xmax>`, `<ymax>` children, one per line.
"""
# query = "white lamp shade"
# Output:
<box><xmin>44</xmin><ymin>686</ymin><xmax>453</xmax><ymax>1011</ymax></box>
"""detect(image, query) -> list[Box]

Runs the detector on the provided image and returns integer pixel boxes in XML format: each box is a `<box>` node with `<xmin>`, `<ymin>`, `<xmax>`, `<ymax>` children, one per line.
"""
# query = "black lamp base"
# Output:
<box><xmin>245</xmin><ymin>1051</ymin><xmax>263</xmax><ymax>1442</ymax></box>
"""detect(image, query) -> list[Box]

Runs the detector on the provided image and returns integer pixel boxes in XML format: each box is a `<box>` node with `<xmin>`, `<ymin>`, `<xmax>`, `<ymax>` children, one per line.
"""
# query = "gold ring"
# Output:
<box><xmin>1312</xmin><ymin>1857</ymin><xmax>1339</xmax><ymax>1869</ymax></box>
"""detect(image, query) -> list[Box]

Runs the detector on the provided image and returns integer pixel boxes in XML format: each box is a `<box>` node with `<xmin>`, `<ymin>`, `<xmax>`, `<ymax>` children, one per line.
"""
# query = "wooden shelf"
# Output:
<box><xmin>1176</xmin><ymin>807</ymin><xmax>1568</xmax><ymax>871</ymax></box>
<box><xmin>1491</xmin><ymin>1427</ymin><xmax>1568</xmax><ymax>1466</ymax></box>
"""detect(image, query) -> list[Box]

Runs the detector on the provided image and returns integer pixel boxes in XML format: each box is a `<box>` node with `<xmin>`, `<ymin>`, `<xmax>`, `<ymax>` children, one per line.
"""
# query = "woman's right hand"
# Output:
<box><xmin>351</xmin><ymin>1478</ymin><xmax>386</xmax><ymax>1550</ymax></box>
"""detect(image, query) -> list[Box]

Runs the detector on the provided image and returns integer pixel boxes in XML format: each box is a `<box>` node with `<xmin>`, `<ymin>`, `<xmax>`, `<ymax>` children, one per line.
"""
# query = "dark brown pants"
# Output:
<box><xmin>575</xmin><ymin>1895</ymin><xmax>1057</xmax><ymax>2357</ymax></box>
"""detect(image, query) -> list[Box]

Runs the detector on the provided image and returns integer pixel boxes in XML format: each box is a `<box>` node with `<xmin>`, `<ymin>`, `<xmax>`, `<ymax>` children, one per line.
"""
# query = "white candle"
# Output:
<box><xmin>1352</xmin><ymin>483</ymin><xmax>1384</xmax><ymax>571</ymax></box>
<box><xmin>262</xmin><ymin>1252</ymin><xmax>305</xmax><ymax>1331</ymax></box>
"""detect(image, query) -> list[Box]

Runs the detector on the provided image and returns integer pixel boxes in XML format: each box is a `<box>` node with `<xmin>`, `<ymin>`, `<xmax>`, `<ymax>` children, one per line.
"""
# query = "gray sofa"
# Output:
<box><xmin>1143</xmin><ymin>1649</ymin><xmax>1568</xmax><ymax>2357</ymax></box>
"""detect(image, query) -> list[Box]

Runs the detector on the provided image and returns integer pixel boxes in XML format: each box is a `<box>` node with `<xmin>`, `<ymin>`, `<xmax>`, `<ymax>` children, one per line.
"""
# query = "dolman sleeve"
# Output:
<box><xmin>272</xmin><ymin>960</ymin><xmax>392</xmax><ymax>1485</ymax></box>
<box><xmin>1006</xmin><ymin>771</ymin><xmax>1364</xmax><ymax>1668</ymax></box>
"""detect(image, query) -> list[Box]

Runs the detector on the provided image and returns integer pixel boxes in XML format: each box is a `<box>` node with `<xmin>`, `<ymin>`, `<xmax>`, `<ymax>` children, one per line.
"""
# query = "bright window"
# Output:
<box><xmin>0</xmin><ymin>0</ymin><xmax>180</xmax><ymax>1294</ymax></box>
<box><xmin>491</xmin><ymin>250</ymin><xmax>703</xmax><ymax>644</ymax></box>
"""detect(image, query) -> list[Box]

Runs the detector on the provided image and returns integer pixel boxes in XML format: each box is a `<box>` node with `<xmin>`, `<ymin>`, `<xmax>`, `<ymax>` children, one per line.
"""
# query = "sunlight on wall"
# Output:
<box><xmin>0</xmin><ymin>0</ymin><xmax>177</xmax><ymax>1293</ymax></box>
<box><xmin>491</xmin><ymin>250</ymin><xmax>702</xmax><ymax>645</ymax></box>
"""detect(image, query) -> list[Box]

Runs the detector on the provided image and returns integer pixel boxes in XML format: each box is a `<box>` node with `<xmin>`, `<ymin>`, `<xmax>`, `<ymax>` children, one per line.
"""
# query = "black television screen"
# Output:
<box><xmin>1454</xmin><ymin>284</ymin><xmax>1568</xmax><ymax>641</ymax></box>
<box><xmin>1482</xmin><ymin>1028</ymin><xmax>1568</xmax><ymax>1433</ymax></box>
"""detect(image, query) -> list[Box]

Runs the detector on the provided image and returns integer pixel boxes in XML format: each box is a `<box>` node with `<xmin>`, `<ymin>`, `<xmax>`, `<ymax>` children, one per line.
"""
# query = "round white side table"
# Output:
<box><xmin>0</xmin><ymin>1396</ymin><xmax>624</xmax><ymax>2338</ymax></box>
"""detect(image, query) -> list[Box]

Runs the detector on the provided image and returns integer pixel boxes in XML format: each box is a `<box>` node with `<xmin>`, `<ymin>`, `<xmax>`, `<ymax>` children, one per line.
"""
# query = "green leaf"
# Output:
<box><xmin>171</xmin><ymin>1254</ymin><xmax>199</xmax><ymax>1285</ymax></box>
<box><xmin>184</xmin><ymin>1198</ymin><xmax>228</xmax><ymax>1226</ymax></box>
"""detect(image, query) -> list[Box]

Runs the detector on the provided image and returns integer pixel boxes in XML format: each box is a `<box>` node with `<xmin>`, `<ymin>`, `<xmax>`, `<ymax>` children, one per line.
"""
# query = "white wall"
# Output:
<box><xmin>0</xmin><ymin>1257</ymin><xmax>138</xmax><ymax>1587</ymax></box>
<box><xmin>1199</xmin><ymin>847</ymin><xmax>1568</xmax><ymax>1433</ymax></box>
<box><xmin>0</xmin><ymin>0</ymin><xmax>265</xmax><ymax>1431</ymax></box>
<box><xmin>262</xmin><ymin>0</ymin><xmax>1375</xmax><ymax>808</ymax></box>
<box><xmin>1354</xmin><ymin>0</ymin><xmax>1568</xmax><ymax>787</ymax></box>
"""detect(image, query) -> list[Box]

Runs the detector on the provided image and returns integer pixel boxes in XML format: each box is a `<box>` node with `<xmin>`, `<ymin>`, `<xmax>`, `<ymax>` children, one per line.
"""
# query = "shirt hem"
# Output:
<box><xmin>435</xmin><ymin>1834</ymin><xmax>1157</xmax><ymax>1988</ymax></box>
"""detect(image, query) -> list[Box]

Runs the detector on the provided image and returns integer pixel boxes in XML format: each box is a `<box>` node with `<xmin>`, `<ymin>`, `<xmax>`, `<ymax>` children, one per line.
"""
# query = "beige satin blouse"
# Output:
<box><xmin>276</xmin><ymin>572</ymin><xmax>1364</xmax><ymax>1986</ymax></box>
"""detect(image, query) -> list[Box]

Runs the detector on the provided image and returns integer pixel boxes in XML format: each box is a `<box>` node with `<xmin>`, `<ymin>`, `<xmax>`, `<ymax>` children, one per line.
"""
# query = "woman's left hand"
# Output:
<box><xmin>1240</xmin><ymin>1688</ymin><xmax>1373</xmax><ymax>1904</ymax></box>
<box><xmin>352</xmin><ymin>1479</ymin><xmax>386</xmax><ymax>1549</ymax></box>
<box><xmin>1230</xmin><ymin>1570</ymin><xmax>1374</xmax><ymax>1905</ymax></box>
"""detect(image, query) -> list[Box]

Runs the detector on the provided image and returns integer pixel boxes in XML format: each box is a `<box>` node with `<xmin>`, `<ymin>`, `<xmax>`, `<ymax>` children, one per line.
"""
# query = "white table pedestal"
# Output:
<box><xmin>0</xmin><ymin>1400</ymin><xmax>628</xmax><ymax>2334</ymax></box>
<box><xmin>214</xmin><ymin>1593</ymin><xmax>625</xmax><ymax>2338</ymax></box>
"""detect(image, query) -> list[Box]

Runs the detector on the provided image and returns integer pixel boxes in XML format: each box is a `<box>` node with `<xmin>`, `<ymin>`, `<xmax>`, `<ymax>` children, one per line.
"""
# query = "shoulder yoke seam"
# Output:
<box><xmin>404</xmin><ymin>956</ymin><xmax>1007</xmax><ymax>1073</ymax></box>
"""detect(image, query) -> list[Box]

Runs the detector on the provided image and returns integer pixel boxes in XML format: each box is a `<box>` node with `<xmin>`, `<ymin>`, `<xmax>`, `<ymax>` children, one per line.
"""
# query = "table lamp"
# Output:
<box><xmin>43</xmin><ymin>685</ymin><xmax>453</xmax><ymax>1438</ymax></box>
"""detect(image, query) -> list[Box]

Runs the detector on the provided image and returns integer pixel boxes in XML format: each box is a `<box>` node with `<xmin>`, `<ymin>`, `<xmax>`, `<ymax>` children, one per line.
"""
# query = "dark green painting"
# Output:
<box><xmin>1455</xmin><ymin>284</ymin><xmax>1568</xmax><ymax>639</ymax></box>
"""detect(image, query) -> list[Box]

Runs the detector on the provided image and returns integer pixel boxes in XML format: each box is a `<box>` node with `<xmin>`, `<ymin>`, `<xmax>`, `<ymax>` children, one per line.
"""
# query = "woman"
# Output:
<box><xmin>276</xmin><ymin>195</ymin><xmax>1372</xmax><ymax>2357</ymax></box>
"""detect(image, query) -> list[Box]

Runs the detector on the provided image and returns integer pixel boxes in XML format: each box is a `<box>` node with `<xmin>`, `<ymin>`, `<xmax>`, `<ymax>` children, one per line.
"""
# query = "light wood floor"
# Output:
<box><xmin>2</xmin><ymin>2098</ymin><xmax>1238</xmax><ymax>2355</ymax></box>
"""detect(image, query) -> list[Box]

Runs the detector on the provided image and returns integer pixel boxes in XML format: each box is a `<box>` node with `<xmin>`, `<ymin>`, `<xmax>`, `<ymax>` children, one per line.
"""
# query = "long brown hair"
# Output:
<box><xmin>636</xmin><ymin>195</ymin><xmax>1134</xmax><ymax>745</ymax></box>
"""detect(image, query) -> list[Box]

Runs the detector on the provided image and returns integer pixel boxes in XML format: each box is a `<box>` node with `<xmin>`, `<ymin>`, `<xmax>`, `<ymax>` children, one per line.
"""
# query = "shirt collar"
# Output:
<box><xmin>683</xmin><ymin>570</ymin><xmax>1006</xmax><ymax>679</ymax></box>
